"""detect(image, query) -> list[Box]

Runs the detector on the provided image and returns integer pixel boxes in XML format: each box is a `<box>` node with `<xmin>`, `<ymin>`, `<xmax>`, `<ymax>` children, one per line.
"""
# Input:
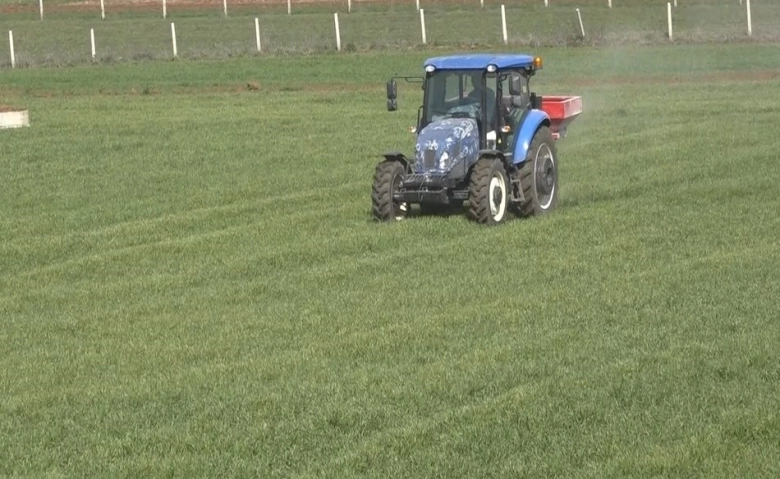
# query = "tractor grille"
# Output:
<box><xmin>404</xmin><ymin>174</ymin><xmax>448</xmax><ymax>186</ymax></box>
<box><xmin>423</xmin><ymin>149</ymin><xmax>436</xmax><ymax>169</ymax></box>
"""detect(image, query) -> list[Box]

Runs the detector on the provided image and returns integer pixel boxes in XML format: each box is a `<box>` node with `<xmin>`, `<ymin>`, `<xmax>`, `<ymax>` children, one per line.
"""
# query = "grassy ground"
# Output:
<box><xmin>2</xmin><ymin>43</ymin><xmax>780</xmax><ymax>477</ymax></box>
<box><xmin>1</xmin><ymin>1</ymin><xmax>780</xmax><ymax>66</ymax></box>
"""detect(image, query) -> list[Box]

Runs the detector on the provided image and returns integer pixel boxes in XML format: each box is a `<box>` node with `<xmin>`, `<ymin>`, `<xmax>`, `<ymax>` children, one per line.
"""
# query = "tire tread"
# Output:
<box><xmin>372</xmin><ymin>161</ymin><xmax>405</xmax><ymax>221</ymax></box>
<box><xmin>517</xmin><ymin>126</ymin><xmax>558</xmax><ymax>217</ymax></box>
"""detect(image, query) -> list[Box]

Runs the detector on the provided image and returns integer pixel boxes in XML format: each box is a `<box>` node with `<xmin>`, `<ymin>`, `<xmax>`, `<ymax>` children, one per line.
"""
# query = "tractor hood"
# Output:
<box><xmin>414</xmin><ymin>118</ymin><xmax>479</xmax><ymax>174</ymax></box>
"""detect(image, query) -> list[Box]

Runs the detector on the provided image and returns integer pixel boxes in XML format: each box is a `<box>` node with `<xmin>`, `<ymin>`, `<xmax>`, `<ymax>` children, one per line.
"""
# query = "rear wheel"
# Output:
<box><xmin>372</xmin><ymin>161</ymin><xmax>408</xmax><ymax>221</ymax></box>
<box><xmin>468</xmin><ymin>158</ymin><xmax>509</xmax><ymax>225</ymax></box>
<box><xmin>517</xmin><ymin>126</ymin><xmax>558</xmax><ymax>217</ymax></box>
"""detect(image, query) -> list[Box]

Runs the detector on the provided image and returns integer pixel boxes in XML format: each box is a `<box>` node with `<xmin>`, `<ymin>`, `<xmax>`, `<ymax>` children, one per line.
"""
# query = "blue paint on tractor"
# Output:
<box><xmin>512</xmin><ymin>109</ymin><xmax>550</xmax><ymax>165</ymax></box>
<box><xmin>414</xmin><ymin>118</ymin><xmax>480</xmax><ymax>175</ymax></box>
<box><xmin>424</xmin><ymin>54</ymin><xmax>536</xmax><ymax>71</ymax></box>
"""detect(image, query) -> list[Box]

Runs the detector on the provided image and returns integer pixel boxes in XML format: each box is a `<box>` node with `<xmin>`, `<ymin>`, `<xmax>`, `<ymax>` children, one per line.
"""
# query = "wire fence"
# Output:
<box><xmin>1</xmin><ymin>0</ymin><xmax>778</xmax><ymax>67</ymax></box>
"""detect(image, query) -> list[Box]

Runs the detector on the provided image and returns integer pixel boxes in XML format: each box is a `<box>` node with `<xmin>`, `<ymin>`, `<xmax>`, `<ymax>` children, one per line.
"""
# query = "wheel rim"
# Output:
<box><xmin>534</xmin><ymin>144</ymin><xmax>556</xmax><ymax>210</ymax></box>
<box><xmin>488</xmin><ymin>173</ymin><xmax>507</xmax><ymax>221</ymax></box>
<box><xmin>392</xmin><ymin>172</ymin><xmax>407</xmax><ymax>221</ymax></box>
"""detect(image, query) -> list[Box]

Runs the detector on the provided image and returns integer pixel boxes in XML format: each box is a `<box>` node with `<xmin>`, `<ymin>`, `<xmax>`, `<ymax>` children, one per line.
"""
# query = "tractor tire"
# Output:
<box><xmin>468</xmin><ymin>157</ymin><xmax>510</xmax><ymax>225</ymax></box>
<box><xmin>372</xmin><ymin>160</ymin><xmax>408</xmax><ymax>222</ymax></box>
<box><xmin>517</xmin><ymin>126</ymin><xmax>559</xmax><ymax>217</ymax></box>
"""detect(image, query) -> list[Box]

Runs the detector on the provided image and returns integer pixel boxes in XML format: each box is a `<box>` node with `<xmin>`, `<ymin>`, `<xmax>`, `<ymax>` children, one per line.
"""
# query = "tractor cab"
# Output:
<box><xmin>387</xmin><ymin>54</ymin><xmax>544</xmax><ymax>161</ymax></box>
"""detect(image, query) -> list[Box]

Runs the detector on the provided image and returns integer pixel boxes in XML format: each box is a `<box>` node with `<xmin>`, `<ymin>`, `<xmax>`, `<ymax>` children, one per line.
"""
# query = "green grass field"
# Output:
<box><xmin>2</xmin><ymin>37</ymin><xmax>780</xmax><ymax>478</ymax></box>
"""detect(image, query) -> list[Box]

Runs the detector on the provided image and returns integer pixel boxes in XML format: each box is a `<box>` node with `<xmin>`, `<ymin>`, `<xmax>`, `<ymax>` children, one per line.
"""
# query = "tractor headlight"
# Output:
<box><xmin>425</xmin><ymin>65</ymin><xmax>436</xmax><ymax>73</ymax></box>
<box><xmin>439</xmin><ymin>151</ymin><xmax>449</xmax><ymax>168</ymax></box>
<box><xmin>487</xmin><ymin>64</ymin><xmax>497</xmax><ymax>73</ymax></box>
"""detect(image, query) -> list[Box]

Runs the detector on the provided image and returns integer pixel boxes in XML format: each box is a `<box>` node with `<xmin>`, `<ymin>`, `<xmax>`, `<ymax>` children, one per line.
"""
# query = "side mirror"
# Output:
<box><xmin>386</xmin><ymin>79</ymin><xmax>398</xmax><ymax>111</ymax></box>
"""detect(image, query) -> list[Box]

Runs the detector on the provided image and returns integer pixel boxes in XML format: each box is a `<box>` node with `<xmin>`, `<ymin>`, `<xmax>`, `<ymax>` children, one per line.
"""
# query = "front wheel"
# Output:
<box><xmin>517</xmin><ymin>126</ymin><xmax>559</xmax><ymax>217</ymax></box>
<box><xmin>372</xmin><ymin>160</ymin><xmax>408</xmax><ymax>221</ymax></box>
<box><xmin>468</xmin><ymin>158</ymin><xmax>509</xmax><ymax>225</ymax></box>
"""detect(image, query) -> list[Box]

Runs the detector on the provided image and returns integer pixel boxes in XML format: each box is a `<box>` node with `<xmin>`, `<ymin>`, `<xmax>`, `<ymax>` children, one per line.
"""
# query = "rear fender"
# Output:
<box><xmin>382</xmin><ymin>152</ymin><xmax>412</xmax><ymax>172</ymax></box>
<box><xmin>512</xmin><ymin>110</ymin><xmax>551</xmax><ymax>166</ymax></box>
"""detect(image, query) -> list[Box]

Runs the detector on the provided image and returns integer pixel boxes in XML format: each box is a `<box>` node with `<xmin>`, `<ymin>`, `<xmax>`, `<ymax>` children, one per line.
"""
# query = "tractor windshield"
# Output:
<box><xmin>423</xmin><ymin>69</ymin><xmax>496</xmax><ymax>129</ymax></box>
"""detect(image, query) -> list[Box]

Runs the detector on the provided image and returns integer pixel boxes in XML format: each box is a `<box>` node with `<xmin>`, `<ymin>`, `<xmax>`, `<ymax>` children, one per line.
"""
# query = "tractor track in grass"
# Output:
<box><xmin>0</xmin><ymin>179</ymin><xmax>364</xmax><ymax>284</ymax></box>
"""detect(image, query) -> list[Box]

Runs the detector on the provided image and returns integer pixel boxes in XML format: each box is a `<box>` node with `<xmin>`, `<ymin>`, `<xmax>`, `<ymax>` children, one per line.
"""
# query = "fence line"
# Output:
<box><xmin>419</xmin><ymin>8</ymin><xmax>426</xmax><ymax>44</ymax></box>
<box><xmin>334</xmin><ymin>13</ymin><xmax>341</xmax><ymax>51</ymax></box>
<box><xmin>255</xmin><ymin>17</ymin><xmax>261</xmax><ymax>52</ymax></box>
<box><xmin>20</xmin><ymin>0</ymin><xmax>765</xmax><ymax>28</ymax></box>
<box><xmin>2</xmin><ymin>2</ymin><xmax>769</xmax><ymax>66</ymax></box>
<box><xmin>170</xmin><ymin>22</ymin><xmax>177</xmax><ymax>58</ymax></box>
<box><xmin>500</xmin><ymin>5</ymin><xmax>507</xmax><ymax>45</ymax></box>
<box><xmin>8</xmin><ymin>30</ymin><xmax>15</xmax><ymax>68</ymax></box>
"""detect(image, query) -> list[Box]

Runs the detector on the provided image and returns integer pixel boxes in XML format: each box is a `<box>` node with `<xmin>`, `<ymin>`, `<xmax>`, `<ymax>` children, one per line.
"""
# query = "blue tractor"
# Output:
<box><xmin>372</xmin><ymin>54</ymin><xmax>581</xmax><ymax>225</ymax></box>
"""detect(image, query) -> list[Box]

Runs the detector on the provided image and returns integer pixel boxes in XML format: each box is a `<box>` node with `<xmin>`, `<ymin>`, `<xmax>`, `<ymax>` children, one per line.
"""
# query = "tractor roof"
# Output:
<box><xmin>424</xmin><ymin>54</ymin><xmax>536</xmax><ymax>71</ymax></box>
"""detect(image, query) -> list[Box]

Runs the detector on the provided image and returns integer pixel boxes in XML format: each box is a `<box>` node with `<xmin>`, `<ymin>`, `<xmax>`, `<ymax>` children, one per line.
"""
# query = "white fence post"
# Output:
<box><xmin>255</xmin><ymin>18</ymin><xmax>261</xmax><ymax>52</ymax></box>
<box><xmin>163</xmin><ymin>0</ymin><xmax>167</xmax><ymax>19</ymax></box>
<box><xmin>420</xmin><ymin>8</ymin><xmax>426</xmax><ymax>44</ymax></box>
<box><xmin>348</xmin><ymin>0</ymin><xmax>351</xmax><ymax>13</ymax></box>
<box><xmin>608</xmin><ymin>0</ymin><xmax>612</xmax><ymax>8</ymax></box>
<box><xmin>667</xmin><ymin>2</ymin><xmax>673</xmax><ymax>40</ymax></box>
<box><xmin>544</xmin><ymin>0</ymin><xmax>548</xmax><ymax>7</ymax></box>
<box><xmin>334</xmin><ymin>13</ymin><xmax>341</xmax><ymax>51</ymax></box>
<box><xmin>501</xmin><ymin>5</ymin><xmax>508</xmax><ymax>45</ymax></box>
<box><xmin>39</xmin><ymin>0</ymin><xmax>43</xmax><ymax>20</ymax></box>
<box><xmin>576</xmin><ymin>8</ymin><xmax>584</xmax><ymax>38</ymax></box>
<box><xmin>223</xmin><ymin>0</ymin><xmax>227</xmax><ymax>17</ymax></box>
<box><xmin>480</xmin><ymin>0</ymin><xmax>483</xmax><ymax>7</ymax></box>
<box><xmin>8</xmin><ymin>31</ymin><xmax>14</xmax><ymax>69</ymax></box>
<box><xmin>674</xmin><ymin>0</ymin><xmax>677</xmax><ymax>7</ymax></box>
<box><xmin>90</xmin><ymin>28</ymin><xmax>96</xmax><ymax>59</ymax></box>
<box><xmin>171</xmin><ymin>22</ymin><xmax>178</xmax><ymax>58</ymax></box>
<box><xmin>416</xmin><ymin>0</ymin><xmax>420</xmax><ymax>11</ymax></box>
<box><xmin>287</xmin><ymin>0</ymin><xmax>291</xmax><ymax>15</ymax></box>
<box><xmin>100</xmin><ymin>0</ymin><xmax>105</xmax><ymax>19</ymax></box>
<box><xmin>746</xmin><ymin>0</ymin><xmax>752</xmax><ymax>36</ymax></box>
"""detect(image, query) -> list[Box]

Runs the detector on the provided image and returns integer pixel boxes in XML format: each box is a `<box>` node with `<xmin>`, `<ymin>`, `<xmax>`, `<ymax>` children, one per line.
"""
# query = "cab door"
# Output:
<box><xmin>497</xmin><ymin>70</ymin><xmax>530</xmax><ymax>158</ymax></box>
